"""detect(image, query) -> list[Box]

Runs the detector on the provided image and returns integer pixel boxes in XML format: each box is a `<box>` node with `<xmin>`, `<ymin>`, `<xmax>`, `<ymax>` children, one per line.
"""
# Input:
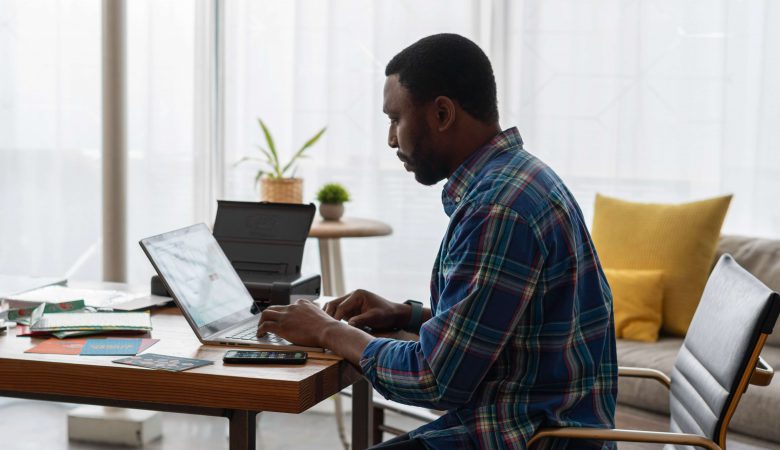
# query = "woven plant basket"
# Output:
<box><xmin>261</xmin><ymin>177</ymin><xmax>303</xmax><ymax>203</ymax></box>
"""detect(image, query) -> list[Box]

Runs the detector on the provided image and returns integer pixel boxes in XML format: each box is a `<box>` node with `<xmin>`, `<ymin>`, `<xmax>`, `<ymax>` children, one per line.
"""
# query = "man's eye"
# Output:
<box><xmin>389</xmin><ymin>118</ymin><xmax>398</xmax><ymax>125</ymax></box>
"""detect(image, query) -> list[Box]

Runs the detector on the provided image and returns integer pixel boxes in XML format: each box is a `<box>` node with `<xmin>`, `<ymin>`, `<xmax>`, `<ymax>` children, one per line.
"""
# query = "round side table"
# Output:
<box><xmin>309</xmin><ymin>217</ymin><xmax>393</xmax><ymax>297</ymax></box>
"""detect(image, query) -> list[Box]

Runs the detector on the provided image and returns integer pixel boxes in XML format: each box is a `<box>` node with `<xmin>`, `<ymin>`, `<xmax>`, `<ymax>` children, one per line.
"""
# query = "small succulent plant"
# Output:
<box><xmin>316</xmin><ymin>183</ymin><xmax>350</xmax><ymax>204</ymax></box>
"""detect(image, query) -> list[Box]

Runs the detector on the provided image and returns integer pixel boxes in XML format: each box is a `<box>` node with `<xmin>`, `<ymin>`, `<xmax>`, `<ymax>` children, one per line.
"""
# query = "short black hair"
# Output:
<box><xmin>385</xmin><ymin>33</ymin><xmax>498</xmax><ymax>124</ymax></box>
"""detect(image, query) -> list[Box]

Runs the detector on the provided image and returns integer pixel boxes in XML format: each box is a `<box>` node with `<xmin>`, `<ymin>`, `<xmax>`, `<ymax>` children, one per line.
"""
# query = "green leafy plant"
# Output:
<box><xmin>316</xmin><ymin>183</ymin><xmax>350</xmax><ymax>204</ymax></box>
<box><xmin>235</xmin><ymin>118</ymin><xmax>327</xmax><ymax>182</ymax></box>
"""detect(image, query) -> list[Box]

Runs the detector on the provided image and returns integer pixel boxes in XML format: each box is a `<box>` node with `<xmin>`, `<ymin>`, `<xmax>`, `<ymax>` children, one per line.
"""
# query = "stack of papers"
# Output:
<box><xmin>4</xmin><ymin>300</ymin><xmax>153</xmax><ymax>338</ymax></box>
<box><xmin>29</xmin><ymin>311</ymin><xmax>152</xmax><ymax>334</ymax></box>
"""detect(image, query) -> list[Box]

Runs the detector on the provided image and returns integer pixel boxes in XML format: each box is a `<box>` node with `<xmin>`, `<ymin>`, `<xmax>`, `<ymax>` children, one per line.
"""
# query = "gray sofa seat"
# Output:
<box><xmin>616</xmin><ymin>339</ymin><xmax>780</xmax><ymax>444</ymax></box>
<box><xmin>615</xmin><ymin>234</ymin><xmax>780</xmax><ymax>445</ymax></box>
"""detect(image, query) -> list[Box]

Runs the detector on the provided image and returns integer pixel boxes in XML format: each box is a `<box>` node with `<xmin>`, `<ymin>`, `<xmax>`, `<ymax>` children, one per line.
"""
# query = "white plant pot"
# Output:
<box><xmin>319</xmin><ymin>203</ymin><xmax>344</xmax><ymax>221</ymax></box>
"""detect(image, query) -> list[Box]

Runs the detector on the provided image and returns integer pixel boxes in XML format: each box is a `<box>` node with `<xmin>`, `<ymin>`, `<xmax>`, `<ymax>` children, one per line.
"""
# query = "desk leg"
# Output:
<box><xmin>318</xmin><ymin>237</ymin><xmax>345</xmax><ymax>297</ymax></box>
<box><xmin>227</xmin><ymin>410</ymin><xmax>258</xmax><ymax>450</ymax></box>
<box><xmin>319</xmin><ymin>237</ymin><xmax>351</xmax><ymax>449</ymax></box>
<box><xmin>352</xmin><ymin>378</ymin><xmax>374</xmax><ymax>450</ymax></box>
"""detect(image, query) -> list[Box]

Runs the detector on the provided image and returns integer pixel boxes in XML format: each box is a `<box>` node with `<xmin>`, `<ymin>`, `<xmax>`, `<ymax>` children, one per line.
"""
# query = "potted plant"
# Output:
<box><xmin>235</xmin><ymin>118</ymin><xmax>327</xmax><ymax>203</ymax></box>
<box><xmin>316</xmin><ymin>183</ymin><xmax>350</xmax><ymax>221</ymax></box>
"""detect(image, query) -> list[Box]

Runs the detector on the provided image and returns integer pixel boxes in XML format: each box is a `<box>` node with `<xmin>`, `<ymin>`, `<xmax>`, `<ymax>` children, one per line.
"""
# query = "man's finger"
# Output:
<box><xmin>324</xmin><ymin>296</ymin><xmax>347</xmax><ymax>317</ymax></box>
<box><xmin>348</xmin><ymin>310</ymin><xmax>380</xmax><ymax>329</ymax></box>
<box><xmin>257</xmin><ymin>321</ymin><xmax>278</xmax><ymax>336</ymax></box>
<box><xmin>333</xmin><ymin>295</ymin><xmax>362</xmax><ymax>322</ymax></box>
<box><xmin>260</xmin><ymin>309</ymin><xmax>282</xmax><ymax>322</ymax></box>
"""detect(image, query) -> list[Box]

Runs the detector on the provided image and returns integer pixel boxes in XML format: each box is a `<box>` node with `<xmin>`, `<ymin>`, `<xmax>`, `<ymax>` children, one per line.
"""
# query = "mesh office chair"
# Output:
<box><xmin>529</xmin><ymin>254</ymin><xmax>780</xmax><ymax>450</ymax></box>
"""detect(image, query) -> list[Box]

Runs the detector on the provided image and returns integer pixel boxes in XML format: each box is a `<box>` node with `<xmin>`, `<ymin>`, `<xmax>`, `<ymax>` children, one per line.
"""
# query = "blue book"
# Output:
<box><xmin>81</xmin><ymin>338</ymin><xmax>142</xmax><ymax>356</ymax></box>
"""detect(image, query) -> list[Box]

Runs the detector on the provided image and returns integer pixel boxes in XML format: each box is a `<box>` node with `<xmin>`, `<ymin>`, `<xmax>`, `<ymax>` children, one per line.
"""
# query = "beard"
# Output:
<box><xmin>413</xmin><ymin>162</ymin><xmax>446</xmax><ymax>186</ymax></box>
<box><xmin>399</xmin><ymin>130</ymin><xmax>448</xmax><ymax>186</ymax></box>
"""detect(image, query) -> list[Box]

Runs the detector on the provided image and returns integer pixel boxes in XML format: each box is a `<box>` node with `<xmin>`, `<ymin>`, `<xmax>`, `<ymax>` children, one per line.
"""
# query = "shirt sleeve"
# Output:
<box><xmin>360</xmin><ymin>204</ymin><xmax>546</xmax><ymax>410</ymax></box>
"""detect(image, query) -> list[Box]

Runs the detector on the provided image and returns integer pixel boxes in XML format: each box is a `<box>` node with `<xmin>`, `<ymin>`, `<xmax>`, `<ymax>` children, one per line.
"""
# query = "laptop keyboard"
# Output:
<box><xmin>227</xmin><ymin>325</ymin><xmax>285</xmax><ymax>343</ymax></box>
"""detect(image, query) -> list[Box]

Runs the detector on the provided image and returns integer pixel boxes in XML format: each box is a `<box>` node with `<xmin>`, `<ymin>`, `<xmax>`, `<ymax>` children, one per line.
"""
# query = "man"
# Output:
<box><xmin>258</xmin><ymin>34</ymin><xmax>617</xmax><ymax>449</ymax></box>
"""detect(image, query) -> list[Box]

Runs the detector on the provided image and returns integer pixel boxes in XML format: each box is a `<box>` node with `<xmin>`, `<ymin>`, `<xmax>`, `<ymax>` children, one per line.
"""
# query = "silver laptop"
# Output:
<box><xmin>139</xmin><ymin>223</ymin><xmax>321</xmax><ymax>352</ymax></box>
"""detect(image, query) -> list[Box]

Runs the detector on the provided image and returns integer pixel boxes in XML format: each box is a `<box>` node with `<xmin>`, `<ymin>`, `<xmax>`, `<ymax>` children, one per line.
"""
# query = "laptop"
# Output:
<box><xmin>139</xmin><ymin>223</ymin><xmax>322</xmax><ymax>353</ymax></box>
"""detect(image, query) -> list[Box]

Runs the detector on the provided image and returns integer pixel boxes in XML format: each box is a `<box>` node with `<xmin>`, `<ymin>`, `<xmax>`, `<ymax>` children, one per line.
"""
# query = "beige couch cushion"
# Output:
<box><xmin>616</xmin><ymin>338</ymin><xmax>780</xmax><ymax>444</ymax></box>
<box><xmin>616</xmin><ymin>337</ymin><xmax>680</xmax><ymax>414</ymax></box>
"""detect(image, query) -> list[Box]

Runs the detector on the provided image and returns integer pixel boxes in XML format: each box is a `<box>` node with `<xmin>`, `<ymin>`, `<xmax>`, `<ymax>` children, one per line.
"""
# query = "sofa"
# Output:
<box><xmin>616</xmin><ymin>234</ymin><xmax>780</xmax><ymax>444</ymax></box>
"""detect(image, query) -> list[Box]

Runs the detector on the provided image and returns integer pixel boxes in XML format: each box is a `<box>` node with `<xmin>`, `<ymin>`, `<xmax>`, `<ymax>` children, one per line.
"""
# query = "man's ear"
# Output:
<box><xmin>432</xmin><ymin>96</ymin><xmax>456</xmax><ymax>132</ymax></box>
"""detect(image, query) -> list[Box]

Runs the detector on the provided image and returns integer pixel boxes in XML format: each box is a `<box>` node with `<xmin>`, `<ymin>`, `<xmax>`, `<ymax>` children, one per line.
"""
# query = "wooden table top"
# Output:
<box><xmin>0</xmin><ymin>307</ymin><xmax>360</xmax><ymax>414</ymax></box>
<box><xmin>309</xmin><ymin>217</ymin><xmax>392</xmax><ymax>239</ymax></box>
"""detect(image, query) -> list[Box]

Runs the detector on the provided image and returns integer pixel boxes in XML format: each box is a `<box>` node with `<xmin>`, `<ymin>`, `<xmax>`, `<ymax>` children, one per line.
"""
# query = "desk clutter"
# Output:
<box><xmin>2</xmin><ymin>300</ymin><xmax>152</xmax><ymax>339</ymax></box>
<box><xmin>26</xmin><ymin>337</ymin><xmax>159</xmax><ymax>355</ymax></box>
<box><xmin>2</xmin><ymin>288</ymin><xmax>216</xmax><ymax>372</ymax></box>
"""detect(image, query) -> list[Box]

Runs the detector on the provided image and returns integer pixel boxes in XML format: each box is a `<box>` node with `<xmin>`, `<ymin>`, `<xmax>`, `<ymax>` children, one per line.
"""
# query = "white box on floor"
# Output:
<box><xmin>67</xmin><ymin>406</ymin><xmax>162</xmax><ymax>447</ymax></box>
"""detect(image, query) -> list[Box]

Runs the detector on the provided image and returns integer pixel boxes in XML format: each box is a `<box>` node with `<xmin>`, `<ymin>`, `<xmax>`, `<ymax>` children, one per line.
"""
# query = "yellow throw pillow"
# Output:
<box><xmin>605</xmin><ymin>268</ymin><xmax>664</xmax><ymax>342</ymax></box>
<box><xmin>592</xmin><ymin>194</ymin><xmax>731</xmax><ymax>336</ymax></box>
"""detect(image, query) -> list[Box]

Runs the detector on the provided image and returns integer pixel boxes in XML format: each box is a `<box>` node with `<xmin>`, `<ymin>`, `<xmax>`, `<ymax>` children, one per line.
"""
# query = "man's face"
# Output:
<box><xmin>383</xmin><ymin>75</ymin><xmax>449</xmax><ymax>186</ymax></box>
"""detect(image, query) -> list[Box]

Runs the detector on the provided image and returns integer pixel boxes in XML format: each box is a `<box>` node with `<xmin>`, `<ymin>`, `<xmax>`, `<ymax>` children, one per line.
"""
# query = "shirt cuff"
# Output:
<box><xmin>359</xmin><ymin>337</ymin><xmax>394</xmax><ymax>382</ymax></box>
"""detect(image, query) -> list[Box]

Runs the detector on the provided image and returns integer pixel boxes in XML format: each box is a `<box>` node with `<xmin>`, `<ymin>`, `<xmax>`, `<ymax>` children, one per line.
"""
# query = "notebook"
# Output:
<box><xmin>29</xmin><ymin>311</ymin><xmax>152</xmax><ymax>333</ymax></box>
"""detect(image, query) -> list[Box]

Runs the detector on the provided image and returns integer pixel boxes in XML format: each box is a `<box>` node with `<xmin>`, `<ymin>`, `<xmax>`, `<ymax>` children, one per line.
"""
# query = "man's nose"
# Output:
<box><xmin>388</xmin><ymin>134</ymin><xmax>398</xmax><ymax>148</ymax></box>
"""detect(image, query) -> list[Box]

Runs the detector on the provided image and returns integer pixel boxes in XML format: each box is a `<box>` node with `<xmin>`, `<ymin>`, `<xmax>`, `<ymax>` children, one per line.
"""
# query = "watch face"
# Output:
<box><xmin>404</xmin><ymin>300</ymin><xmax>423</xmax><ymax>332</ymax></box>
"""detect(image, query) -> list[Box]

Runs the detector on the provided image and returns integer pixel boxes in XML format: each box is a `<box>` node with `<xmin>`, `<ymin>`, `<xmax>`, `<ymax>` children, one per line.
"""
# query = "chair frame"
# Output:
<box><xmin>527</xmin><ymin>332</ymin><xmax>775</xmax><ymax>450</ymax></box>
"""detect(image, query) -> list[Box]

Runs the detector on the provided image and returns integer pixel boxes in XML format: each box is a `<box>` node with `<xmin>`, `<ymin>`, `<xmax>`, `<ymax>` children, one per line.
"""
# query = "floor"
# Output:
<box><xmin>0</xmin><ymin>396</ymin><xmax>421</xmax><ymax>450</ymax></box>
<box><xmin>0</xmin><ymin>397</ymin><xmax>777</xmax><ymax>449</ymax></box>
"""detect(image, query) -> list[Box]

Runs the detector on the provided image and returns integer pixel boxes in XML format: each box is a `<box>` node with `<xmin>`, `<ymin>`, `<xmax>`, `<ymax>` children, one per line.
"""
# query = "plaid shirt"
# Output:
<box><xmin>361</xmin><ymin>127</ymin><xmax>617</xmax><ymax>449</ymax></box>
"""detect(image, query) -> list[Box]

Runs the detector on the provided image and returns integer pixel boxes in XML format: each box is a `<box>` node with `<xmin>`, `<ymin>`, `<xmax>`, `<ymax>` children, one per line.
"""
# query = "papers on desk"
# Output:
<box><xmin>30</xmin><ymin>310</ymin><xmax>152</xmax><ymax>334</ymax></box>
<box><xmin>4</xmin><ymin>286</ymin><xmax>147</xmax><ymax>309</ymax></box>
<box><xmin>25</xmin><ymin>338</ymin><xmax>159</xmax><ymax>355</ymax></box>
<box><xmin>2</xmin><ymin>300</ymin><xmax>85</xmax><ymax>324</ymax></box>
<box><xmin>4</xmin><ymin>300</ymin><xmax>153</xmax><ymax>338</ymax></box>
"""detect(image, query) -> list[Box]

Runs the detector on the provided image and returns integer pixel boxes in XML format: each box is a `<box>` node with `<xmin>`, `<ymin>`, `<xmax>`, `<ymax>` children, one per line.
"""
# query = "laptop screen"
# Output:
<box><xmin>140</xmin><ymin>224</ymin><xmax>254</xmax><ymax>329</ymax></box>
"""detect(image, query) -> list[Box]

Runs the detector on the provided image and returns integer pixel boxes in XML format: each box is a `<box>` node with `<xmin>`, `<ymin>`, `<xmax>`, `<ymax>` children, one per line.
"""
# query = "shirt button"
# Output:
<box><xmin>455</xmin><ymin>196</ymin><xmax>461</xmax><ymax>203</ymax></box>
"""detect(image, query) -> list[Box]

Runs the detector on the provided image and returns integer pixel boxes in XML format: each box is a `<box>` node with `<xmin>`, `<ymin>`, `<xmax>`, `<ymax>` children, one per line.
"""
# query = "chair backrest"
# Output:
<box><xmin>668</xmin><ymin>254</ymin><xmax>780</xmax><ymax>449</ymax></box>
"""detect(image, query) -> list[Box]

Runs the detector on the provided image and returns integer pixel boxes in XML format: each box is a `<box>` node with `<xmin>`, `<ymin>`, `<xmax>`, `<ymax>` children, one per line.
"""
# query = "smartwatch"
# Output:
<box><xmin>403</xmin><ymin>299</ymin><xmax>424</xmax><ymax>332</ymax></box>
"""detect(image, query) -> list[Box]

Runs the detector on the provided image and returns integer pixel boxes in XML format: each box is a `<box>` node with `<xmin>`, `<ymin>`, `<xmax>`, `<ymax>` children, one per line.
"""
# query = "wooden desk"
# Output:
<box><xmin>0</xmin><ymin>307</ymin><xmax>361</xmax><ymax>450</ymax></box>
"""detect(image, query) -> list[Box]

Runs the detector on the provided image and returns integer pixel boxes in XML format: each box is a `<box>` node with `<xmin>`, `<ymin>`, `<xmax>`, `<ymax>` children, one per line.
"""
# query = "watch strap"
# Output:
<box><xmin>403</xmin><ymin>299</ymin><xmax>424</xmax><ymax>332</ymax></box>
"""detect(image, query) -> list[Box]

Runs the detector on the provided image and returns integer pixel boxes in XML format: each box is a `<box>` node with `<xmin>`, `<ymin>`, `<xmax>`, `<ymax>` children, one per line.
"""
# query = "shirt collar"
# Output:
<box><xmin>441</xmin><ymin>127</ymin><xmax>524</xmax><ymax>216</ymax></box>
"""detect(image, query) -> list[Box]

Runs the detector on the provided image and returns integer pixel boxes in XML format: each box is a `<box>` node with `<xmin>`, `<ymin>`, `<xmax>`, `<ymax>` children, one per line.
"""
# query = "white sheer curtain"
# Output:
<box><xmin>2</xmin><ymin>0</ymin><xmax>778</xmax><ymax>289</ymax></box>
<box><xmin>125</xmin><ymin>0</ymin><xmax>198</xmax><ymax>283</ymax></box>
<box><xmin>0</xmin><ymin>0</ymin><xmax>102</xmax><ymax>280</ymax></box>
<box><xmin>0</xmin><ymin>0</ymin><xmax>200</xmax><ymax>284</ymax></box>
<box><xmin>222</xmin><ymin>0</ymin><xmax>780</xmax><ymax>301</ymax></box>
<box><xmin>500</xmin><ymin>0</ymin><xmax>780</xmax><ymax>237</ymax></box>
<box><xmin>222</xmin><ymin>0</ymin><xmax>483</xmax><ymax>301</ymax></box>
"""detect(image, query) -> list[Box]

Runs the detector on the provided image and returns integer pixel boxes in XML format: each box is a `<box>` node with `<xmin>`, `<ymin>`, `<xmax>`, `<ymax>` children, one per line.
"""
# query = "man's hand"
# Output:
<box><xmin>257</xmin><ymin>300</ymin><xmax>338</xmax><ymax>348</ymax></box>
<box><xmin>324</xmin><ymin>289</ymin><xmax>410</xmax><ymax>332</ymax></box>
<box><xmin>258</xmin><ymin>299</ymin><xmax>374</xmax><ymax>367</ymax></box>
